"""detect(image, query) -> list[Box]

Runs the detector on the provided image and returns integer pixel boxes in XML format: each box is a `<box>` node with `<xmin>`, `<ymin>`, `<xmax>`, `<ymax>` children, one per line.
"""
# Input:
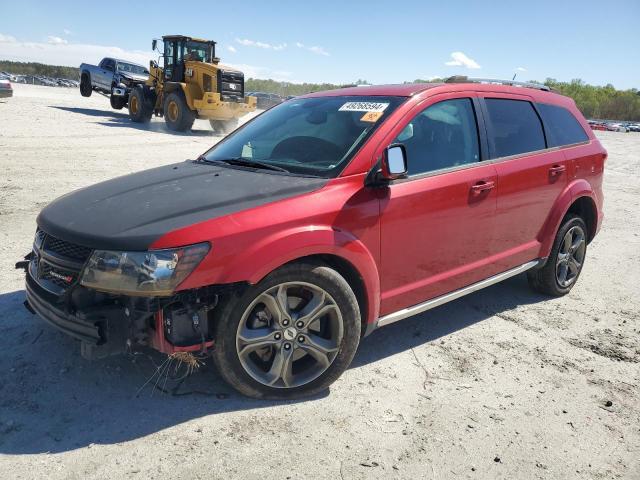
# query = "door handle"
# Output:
<box><xmin>470</xmin><ymin>180</ymin><xmax>495</xmax><ymax>195</ymax></box>
<box><xmin>549</xmin><ymin>164</ymin><xmax>566</xmax><ymax>176</ymax></box>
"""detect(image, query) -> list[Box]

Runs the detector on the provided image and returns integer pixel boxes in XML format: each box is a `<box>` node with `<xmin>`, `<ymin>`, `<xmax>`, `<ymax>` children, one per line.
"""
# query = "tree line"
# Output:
<box><xmin>0</xmin><ymin>60</ymin><xmax>80</xmax><ymax>80</ymax></box>
<box><xmin>2</xmin><ymin>60</ymin><xmax>638</xmax><ymax>121</ymax></box>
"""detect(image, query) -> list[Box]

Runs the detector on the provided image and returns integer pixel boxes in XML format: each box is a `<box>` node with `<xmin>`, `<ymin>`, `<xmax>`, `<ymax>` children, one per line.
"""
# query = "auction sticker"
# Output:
<box><xmin>339</xmin><ymin>102</ymin><xmax>389</xmax><ymax>113</ymax></box>
<box><xmin>360</xmin><ymin>111</ymin><xmax>384</xmax><ymax>122</ymax></box>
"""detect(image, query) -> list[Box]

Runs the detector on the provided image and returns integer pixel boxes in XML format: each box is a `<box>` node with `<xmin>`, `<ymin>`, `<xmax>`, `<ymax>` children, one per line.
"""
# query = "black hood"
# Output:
<box><xmin>37</xmin><ymin>161</ymin><xmax>326</xmax><ymax>251</ymax></box>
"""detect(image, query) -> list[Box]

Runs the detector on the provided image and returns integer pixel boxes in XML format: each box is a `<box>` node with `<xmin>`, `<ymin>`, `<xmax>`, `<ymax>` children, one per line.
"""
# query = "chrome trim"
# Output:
<box><xmin>376</xmin><ymin>260</ymin><xmax>540</xmax><ymax>327</ymax></box>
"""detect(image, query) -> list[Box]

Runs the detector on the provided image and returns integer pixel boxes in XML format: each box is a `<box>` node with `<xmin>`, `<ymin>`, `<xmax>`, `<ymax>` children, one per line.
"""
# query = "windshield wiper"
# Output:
<box><xmin>205</xmin><ymin>156</ymin><xmax>290</xmax><ymax>173</ymax></box>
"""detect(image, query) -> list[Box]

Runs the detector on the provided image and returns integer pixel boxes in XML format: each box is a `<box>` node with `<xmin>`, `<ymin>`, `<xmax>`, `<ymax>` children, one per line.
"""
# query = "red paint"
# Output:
<box><xmin>149</xmin><ymin>82</ymin><xmax>605</xmax><ymax>337</ymax></box>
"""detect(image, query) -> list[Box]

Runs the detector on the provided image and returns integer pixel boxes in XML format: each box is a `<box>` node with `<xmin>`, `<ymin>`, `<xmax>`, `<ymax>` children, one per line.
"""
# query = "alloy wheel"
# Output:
<box><xmin>236</xmin><ymin>282</ymin><xmax>343</xmax><ymax>388</ymax></box>
<box><xmin>556</xmin><ymin>225</ymin><xmax>586</xmax><ymax>288</ymax></box>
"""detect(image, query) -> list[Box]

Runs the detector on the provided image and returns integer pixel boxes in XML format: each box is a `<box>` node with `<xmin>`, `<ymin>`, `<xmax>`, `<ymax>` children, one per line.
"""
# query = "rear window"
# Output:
<box><xmin>537</xmin><ymin>103</ymin><xmax>589</xmax><ymax>147</ymax></box>
<box><xmin>485</xmin><ymin>99</ymin><xmax>546</xmax><ymax>158</ymax></box>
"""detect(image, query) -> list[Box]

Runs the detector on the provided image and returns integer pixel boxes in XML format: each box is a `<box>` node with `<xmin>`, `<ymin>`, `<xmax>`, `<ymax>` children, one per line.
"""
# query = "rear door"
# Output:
<box><xmin>378</xmin><ymin>93</ymin><xmax>501</xmax><ymax>316</ymax></box>
<box><xmin>479</xmin><ymin>95</ymin><xmax>568</xmax><ymax>270</ymax></box>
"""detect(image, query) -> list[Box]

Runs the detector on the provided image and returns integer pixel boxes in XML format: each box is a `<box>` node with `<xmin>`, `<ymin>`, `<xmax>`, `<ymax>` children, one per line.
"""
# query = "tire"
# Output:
<box><xmin>128</xmin><ymin>86</ymin><xmax>153</xmax><ymax>123</ymax></box>
<box><xmin>212</xmin><ymin>262</ymin><xmax>361</xmax><ymax>399</ymax></box>
<box><xmin>209</xmin><ymin>118</ymin><xmax>238</xmax><ymax>135</ymax></box>
<box><xmin>527</xmin><ymin>214</ymin><xmax>588</xmax><ymax>296</ymax></box>
<box><xmin>80</xmin><ymin>73</ymin><xmax>92</xmax><ymax>97</ymax></box>
<box><xmin>163</xmin><ymin>91</ymin><xmax>195</xmax><ymax>132</ymax></box>
<box><xmin>110</xmin><ymin>94</ymin><xmax>126</xmax><ymax>110</ymax></box>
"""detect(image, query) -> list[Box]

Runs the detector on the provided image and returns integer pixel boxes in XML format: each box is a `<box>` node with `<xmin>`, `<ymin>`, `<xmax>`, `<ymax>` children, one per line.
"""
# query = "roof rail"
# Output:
<box><xmin>444</xmin><ymin>76</ymin><xmax>552</xmax><ymax>92</ymax></box>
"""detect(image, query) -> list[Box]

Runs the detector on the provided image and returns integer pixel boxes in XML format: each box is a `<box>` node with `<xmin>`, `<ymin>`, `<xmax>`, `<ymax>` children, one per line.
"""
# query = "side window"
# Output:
<box><xmin>485</xmin><ymin>98</ymin><xmax>545</xmax><ymax>158</ymax></box>
<box><xmin>393</xmin><ymin>98</ymin><xmax>480</xmax><ymax>176</ymax></box>
<box><xmin>537</xmin><ymin>103</ymin><xmax>589</xmax><ymax>147</ymax></box>
<box><xmin>103</xmin><ymin>59</ymin><xmax>114</xmax><ymax>71</ymax></box>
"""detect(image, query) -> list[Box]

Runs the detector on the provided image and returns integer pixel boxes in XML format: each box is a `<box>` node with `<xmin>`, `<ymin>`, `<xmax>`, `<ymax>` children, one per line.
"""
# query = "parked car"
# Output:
<box><xmin>18</xmin><ymin>80</ymin><xmax>606</xmax><ymax>399</ymax></box>
<box><xmin>0</xmin><ymin>79</ymin><xmax>13</xmax><ymax>98</ymax></box>
<box><xmin>588</xmin><ymin>120</ymin><xmax>608</xmax><ymax>131</ymax></box>
<box><xmin>252</xmin><ymin>91</ymin><xmax>283</xmax><ymax>109</ymax></box>
<box><xmin>626</xmin><ymin>123</ymin><xmax>640</xmax><ymax>132</ymax></box>
<box><xmin>606</xmin><ymin>123</ymin><xmax>628</xmax><ymax>132</ymax></box>
<box><xmin>79</xmin><ymin>57</ymin><xmax>149</xmax><ymax>109</ymax></box>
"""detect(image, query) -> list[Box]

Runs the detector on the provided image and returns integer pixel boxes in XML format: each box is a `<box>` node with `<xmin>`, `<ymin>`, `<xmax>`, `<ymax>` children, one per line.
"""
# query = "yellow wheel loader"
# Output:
<box><xmin>128</xmin><ymin>35</ymin><xmax>256</xmax><ymax>132</ymax></box>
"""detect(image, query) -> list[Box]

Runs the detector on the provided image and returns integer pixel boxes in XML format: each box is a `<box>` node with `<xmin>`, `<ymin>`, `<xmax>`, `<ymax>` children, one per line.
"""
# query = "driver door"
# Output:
<box><xmin>379</xmin><ymin>94</ymin><xmax>501</xmax><ymax>316</ymax></box>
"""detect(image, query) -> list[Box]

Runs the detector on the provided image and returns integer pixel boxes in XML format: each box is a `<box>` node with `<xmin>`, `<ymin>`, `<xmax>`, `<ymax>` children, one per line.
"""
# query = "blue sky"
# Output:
<box><xmin>1</xmin><ymin>0</ymin><xmax>638</xmax><ymax>89</ymax></box>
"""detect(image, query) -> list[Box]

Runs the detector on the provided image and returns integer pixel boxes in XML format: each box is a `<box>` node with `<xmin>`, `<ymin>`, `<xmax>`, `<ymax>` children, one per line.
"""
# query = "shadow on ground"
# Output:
<box><xmin>50</xmin><ymin>106</ymin><xmax>219</xmax><ymax>137</ymax></box>
<box><xmin>0</xmin><ymin>274</ymin><xmax>545</xmax><ymax>454</ymax></box>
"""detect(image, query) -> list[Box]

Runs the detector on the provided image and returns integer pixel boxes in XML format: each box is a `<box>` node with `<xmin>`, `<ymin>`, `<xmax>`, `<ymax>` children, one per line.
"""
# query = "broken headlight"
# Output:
<box><xmin>80</xmin><ymin>243</ymin><xmax>210</xmax><ymax>296</ymax></box>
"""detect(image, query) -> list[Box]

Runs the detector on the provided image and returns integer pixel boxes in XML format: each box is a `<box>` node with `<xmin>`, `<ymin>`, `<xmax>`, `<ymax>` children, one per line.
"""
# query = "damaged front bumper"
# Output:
<box><xmin>17</xmin><ymin>244</ymin><xmax>243</xmax><ymax>360</ymax></box>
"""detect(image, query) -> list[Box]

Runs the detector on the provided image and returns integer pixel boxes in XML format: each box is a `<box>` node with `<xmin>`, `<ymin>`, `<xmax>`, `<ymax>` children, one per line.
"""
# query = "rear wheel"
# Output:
<box><xmin>128</xmin><ymin>86</ymin><xmax>152</xmax><ymax>123</ymax></box>
<box><xmin>80</xmin><ymin>74</ymin><xmax>92</xmax><ymax>97</ymax></box>
<box><xmin>527</xmin><ymin>214</ymin><xmax>587</xmax><ymax>296</ymax></box>
<box><xmin>212</xmin><ymin>262</ymin><xmax>361</xmax><ymax>399</ymax></box>
<box><xmin>209</xmin><ymin>118</ymin><xmax>239</xmax><ymax>135</ymax></box>
<box><xmin>163</xmin><ymin>92</ymin><xmax>195</xmax><ymax>132</ymax></box>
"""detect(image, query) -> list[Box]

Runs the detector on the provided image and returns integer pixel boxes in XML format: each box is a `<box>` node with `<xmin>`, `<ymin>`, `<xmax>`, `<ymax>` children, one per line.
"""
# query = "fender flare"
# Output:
<box><xmin>214</xmin><ymin>225</ymin><xmax>381</xmax><ymax>327</ymax></box>
<box><xmin>538</xmin><ymin>179</ymin><xmax>598</xmax><ymax>258</ymax></box>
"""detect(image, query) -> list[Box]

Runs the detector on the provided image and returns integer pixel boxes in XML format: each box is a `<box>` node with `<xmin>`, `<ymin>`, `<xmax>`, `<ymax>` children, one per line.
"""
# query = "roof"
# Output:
<box><xmin>304</xmin><ymin>83</ymin><xmax>442</xmax><ymax>98</ymax></box>
<box><xmin>110</xmin><ymin>58</ymin><xmax>147</xmax><ymax>67</ymax></box>
<box><xmin>302</xmin><ymin>81</ymin><xmax>564</xmax><ymax>103</ymax></box>
<box><xmin>162</xmin><ymin>35</ymin><xmax>215</xmax><ymax>44</ymax></box>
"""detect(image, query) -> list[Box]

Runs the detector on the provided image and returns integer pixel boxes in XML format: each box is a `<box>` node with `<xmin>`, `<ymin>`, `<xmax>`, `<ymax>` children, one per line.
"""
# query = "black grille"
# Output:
<box><xmin>44</xmin><ymin>235</ymin><xmax>92</xmax><ymax>262</ymax></box>
<box><xmin>39</xmin><ymin>262</ymin><xmax>77</xmax><ymax>288</ymax></box>
<box><xmin>217</xmin><ymin>70</ymin><xmax>244</xmax><ymax>101</ymax></box>
<box><xmin>30</xmin><ymin>230</ymin><xmax>93</xmax><ymax>295</ymax></box>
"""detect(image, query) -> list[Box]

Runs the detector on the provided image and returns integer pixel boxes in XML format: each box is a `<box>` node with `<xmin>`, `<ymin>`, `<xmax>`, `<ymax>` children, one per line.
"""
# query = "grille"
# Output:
<box><xmin>39</xmin><ymin>262</ymin><xmax>77</xmax><ymax>288</ymax></box>
<box><xmin>30</xmin><ymin>230</ymin><xmax>93</xmax><ymax>295</ymax></box>
<box><xmin>44</xmin><ymin>235</ymin><xmax>93</xmax><ymax>262</ymax></box>
<box><xmin>218</xmin><ymin>70</ymin><xmax>244</xmax><ymax>101</ymax></box>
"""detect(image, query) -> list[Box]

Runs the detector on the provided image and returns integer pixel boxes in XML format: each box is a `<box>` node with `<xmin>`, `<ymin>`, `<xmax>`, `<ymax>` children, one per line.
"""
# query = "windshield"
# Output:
<box><xmin>183</xmin><ymin>41</ymin><xmax>214</xmax><ymax>62</ymax></box>
<box><xmin>204</xmin><ymin>96</ymin><xmax>404</xmax><ymax>177</ymax></box>
<box><xmin>117</xmin><ymin>62</ymin><xmax>149</xmax><ymax>75</ymax></box>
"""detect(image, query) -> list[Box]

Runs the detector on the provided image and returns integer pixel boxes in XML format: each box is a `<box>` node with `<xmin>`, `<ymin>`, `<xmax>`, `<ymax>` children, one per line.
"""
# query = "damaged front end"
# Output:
<box><xmin>16</xmin><ymin>229</ymin><xmax>238</xmax><ymax>360</ymax></box>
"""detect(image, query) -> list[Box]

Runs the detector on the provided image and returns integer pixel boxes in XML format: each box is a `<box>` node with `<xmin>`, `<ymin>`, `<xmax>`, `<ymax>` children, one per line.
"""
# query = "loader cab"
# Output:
<box><xmin>160</xmin><ymin>35</ymin><xmax>218</xmax><ymax>83</ymax></box>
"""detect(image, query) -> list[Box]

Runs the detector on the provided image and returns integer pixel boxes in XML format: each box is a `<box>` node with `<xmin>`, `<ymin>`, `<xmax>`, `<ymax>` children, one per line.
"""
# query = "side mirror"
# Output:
<box><xmin>380</xmin><ymin>144</ymin><xmax>408</xmax><ymax>180</ymax></box>
<box><xmin>152</xmin><ymin>39</ymin><xmax>158</xmax><ymax>52</ymax></box>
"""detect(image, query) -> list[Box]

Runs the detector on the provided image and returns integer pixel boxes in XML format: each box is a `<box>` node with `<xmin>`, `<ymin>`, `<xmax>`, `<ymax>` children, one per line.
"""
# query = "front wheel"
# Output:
<box><xmin>110</xmin><ymin>94</ymin><xmax>126</xmax><ymax>110</ymax></box>
<box><xmin>128</xmin><ymin>86</ymin><xmax>153</xmax><ymax>123</ymax></box>
<box><xmin>163</xmin><ymin>92</ymin><xmax>195</xmax><ymax>132</ymax></box>
<box><xmin>209</xmin><ymin>118</ymin><xmax>238</xmax><ymax>135</ymax></box>
<box><xmin>212</xmin><ymin>262</ymin><xmax>361</xmax><ymax>399</ymax></box>
<box><xmin>527</xmin><ymin>214</ymin><xmax>588</xmax><ymax>296</ymax></box>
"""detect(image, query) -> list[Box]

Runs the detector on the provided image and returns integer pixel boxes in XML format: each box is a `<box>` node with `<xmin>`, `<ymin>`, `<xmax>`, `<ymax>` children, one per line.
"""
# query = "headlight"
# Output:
<box><xmin>80</xmin><ymin>243</ymin><xmax>210</xmax><ymax>296</ymax></box>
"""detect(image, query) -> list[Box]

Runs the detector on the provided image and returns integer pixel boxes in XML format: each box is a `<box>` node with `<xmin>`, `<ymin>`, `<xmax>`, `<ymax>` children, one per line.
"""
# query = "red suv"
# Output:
<box><xmin>18</xmin><ymin>79</ymin><xmax>605</xmax><ymax>399</ymax></box>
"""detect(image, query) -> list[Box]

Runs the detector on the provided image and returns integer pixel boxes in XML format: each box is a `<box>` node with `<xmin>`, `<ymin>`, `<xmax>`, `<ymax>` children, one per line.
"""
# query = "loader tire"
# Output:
<box><xmin>163</xmin><ymin>92</ymin><xmax>195</xmax><ymax>132</ymax></box>
<box><xmin>128</xmin><ymin>86</ymin><xmax>153</xmax><ymax>123</ymax></box>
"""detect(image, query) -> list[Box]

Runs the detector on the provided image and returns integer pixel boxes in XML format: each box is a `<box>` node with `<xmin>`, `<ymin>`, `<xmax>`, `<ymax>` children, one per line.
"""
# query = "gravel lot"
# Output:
<box><xmin>0</xmin><ymin>84</ymin><xmax>638</xmax><ymax>479</ymax></box>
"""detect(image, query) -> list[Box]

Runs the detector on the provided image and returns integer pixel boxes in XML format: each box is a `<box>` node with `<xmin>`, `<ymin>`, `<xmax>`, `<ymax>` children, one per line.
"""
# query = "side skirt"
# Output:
<box><xmin>376</xmin><ymin>260</ymin><xmax>540</xmax><ymax>328</ymax></box>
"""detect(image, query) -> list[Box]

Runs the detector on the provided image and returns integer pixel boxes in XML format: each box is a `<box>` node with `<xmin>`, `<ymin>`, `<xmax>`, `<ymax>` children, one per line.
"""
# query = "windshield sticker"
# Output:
<box><xmin>360</xmin><ymin>111</ymin><xmax>384</xmax><ymax>123</ymax></box>
<box><xmin>339</xmin><ymin>102</ymin><xmax>389</xmax><ymax>113</ymax></box>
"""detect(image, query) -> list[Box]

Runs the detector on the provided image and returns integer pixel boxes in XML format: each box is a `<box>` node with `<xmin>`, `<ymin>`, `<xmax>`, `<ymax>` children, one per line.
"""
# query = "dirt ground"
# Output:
<box><xmin>0</xmin><ymin>84</ymin><xmax>638</xmax><ymax>479</ymax></box>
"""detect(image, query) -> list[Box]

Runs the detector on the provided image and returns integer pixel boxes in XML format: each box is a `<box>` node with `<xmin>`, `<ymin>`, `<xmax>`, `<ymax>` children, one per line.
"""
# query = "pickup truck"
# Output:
<box><xmin>79</xmin><ymin>57</ymin><xmax>149</xmax><ymax>110</ymax></box>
